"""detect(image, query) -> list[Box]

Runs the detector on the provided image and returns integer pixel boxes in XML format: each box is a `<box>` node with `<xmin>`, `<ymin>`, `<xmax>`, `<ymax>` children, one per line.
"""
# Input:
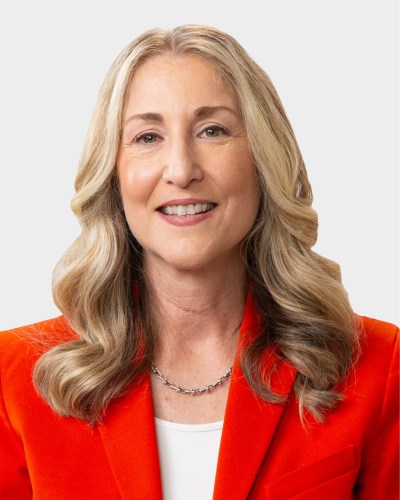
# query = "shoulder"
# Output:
<box><xmin>357</xmin><ymin>315</ymin><xmax>398</xmax><ymax>364</ymax></box>
<box><xmin>344</xmin><ymin>315</ymin><xmax>398</xmax><ymax>408</ymax></box>
<box><xmin>0</xmin><ymin>316</ymin><xmax>77</xmax><ymax>368</ymax></box>
<box><xmin>359</xmin><ymin>314</ymin><xmax>398</xmax><ymax>339</ymax></box>
<box><xmin>0</xmin><ymin>316</ymin><xmax>77</xmax><ymax>415</ymax></box>
<box><xmin>0</xmin><ymin>317</ymin><xmax>79</xmax><ymax>443</ymax></box>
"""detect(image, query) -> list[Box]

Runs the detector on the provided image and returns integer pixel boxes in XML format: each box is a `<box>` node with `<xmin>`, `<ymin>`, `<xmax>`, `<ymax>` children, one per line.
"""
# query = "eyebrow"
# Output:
<box><xmin>123</xmin><ymin>105</ymin><xmax>239</xmax><ymax>126</ymax></box>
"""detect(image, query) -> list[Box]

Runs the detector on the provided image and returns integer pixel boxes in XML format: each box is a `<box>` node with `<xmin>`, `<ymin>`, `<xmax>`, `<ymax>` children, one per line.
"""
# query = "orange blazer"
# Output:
<box><xmin>0</xmin><ymin>294</ymin><xmax>398</xmax><ymax>499</ymax></box>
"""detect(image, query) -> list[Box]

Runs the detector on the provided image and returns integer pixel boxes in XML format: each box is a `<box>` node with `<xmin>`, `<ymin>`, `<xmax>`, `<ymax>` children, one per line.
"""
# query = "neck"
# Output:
<box><xmin>143</xmin><ymin>255</ymin><xmax>248</xmax><ymax>372</ymax></box>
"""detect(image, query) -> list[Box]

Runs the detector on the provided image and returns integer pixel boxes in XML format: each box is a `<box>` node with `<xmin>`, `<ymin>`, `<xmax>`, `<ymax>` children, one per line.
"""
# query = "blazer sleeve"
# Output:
<box><xmin>0</xmin><ymin>338</ymin><xmax>32</xmax><ymax>498</ymax></box>
<box><xmin>356</xmin><ymin>327</ymin><xmax>399</xmax><ymax>499</ymax></box>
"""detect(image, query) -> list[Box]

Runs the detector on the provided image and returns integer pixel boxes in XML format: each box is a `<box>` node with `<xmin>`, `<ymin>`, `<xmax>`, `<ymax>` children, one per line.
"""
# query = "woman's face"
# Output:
<box><xmin>117</xmin><ymin>54</ymin><xmax>259</xmax><ymax>273</ymax></box>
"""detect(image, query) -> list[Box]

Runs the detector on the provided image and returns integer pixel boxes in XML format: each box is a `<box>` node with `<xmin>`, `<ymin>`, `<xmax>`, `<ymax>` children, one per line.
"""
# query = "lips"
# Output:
<box><xmin>159</xmin><ymin>203</ymin><xmax>216</xmax><ymax>216</ymax></box>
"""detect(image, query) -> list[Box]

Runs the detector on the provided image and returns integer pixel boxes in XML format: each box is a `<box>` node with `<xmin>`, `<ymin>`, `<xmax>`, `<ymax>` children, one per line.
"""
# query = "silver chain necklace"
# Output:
<box><xmin>151</xmin><ymin>322</ymin><xmax>240</xmax><ymax>395</ymax></box>
<box><xmin>151</xmin><ymin>364</ymin><xmax>233</xmax><ymax>395</ymax></box>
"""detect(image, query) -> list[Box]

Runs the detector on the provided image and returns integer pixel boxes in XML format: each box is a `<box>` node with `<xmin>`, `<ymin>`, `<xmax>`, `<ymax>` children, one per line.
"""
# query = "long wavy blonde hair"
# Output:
<box><xmin>33</xmin><ymin>24</ymin><xmax>359</xmax><ymax>424</ymax></box>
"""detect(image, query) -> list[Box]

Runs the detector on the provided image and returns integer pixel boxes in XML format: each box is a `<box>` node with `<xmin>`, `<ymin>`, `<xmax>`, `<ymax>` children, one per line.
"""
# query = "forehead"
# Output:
<box><xmin>125</xmin><ymin>53</ymin><xmax>237</xmax><ymax>111</ymax></box>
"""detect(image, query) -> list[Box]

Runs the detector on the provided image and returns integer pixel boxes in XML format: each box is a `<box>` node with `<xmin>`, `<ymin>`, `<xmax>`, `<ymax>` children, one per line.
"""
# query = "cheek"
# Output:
<box><xmin>218</xmin><ymin>150</ymin><xmax>258</xmax><ymax>203</ymax></box>
<box><xmin>231</xmin><ymin>162</ymin><xmax>260</xmax><ymax>224</ymax></box>
<box><xmin>117</xmin><ymin>172</ymin><xmax>149</xmax><ymax>241</ymax></box>
<box><xmin>117</xmin><ymin>162</ymin><xmax>156</xmax><ymax>209</ymax></box>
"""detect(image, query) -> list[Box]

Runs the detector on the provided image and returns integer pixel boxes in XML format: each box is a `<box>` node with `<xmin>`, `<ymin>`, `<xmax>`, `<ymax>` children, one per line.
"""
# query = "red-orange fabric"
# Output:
<box><xmin>0</xmin><ymin>294</ymin><xmax>398</xmax><ymax>499</ymax></box>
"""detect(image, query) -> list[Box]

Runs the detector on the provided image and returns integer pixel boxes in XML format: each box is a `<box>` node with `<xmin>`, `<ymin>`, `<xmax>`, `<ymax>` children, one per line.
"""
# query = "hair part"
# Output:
<box><xmin>33</xmin><ymin>24</ymin><xmax>360</xmax><ymax>425</ymax></box>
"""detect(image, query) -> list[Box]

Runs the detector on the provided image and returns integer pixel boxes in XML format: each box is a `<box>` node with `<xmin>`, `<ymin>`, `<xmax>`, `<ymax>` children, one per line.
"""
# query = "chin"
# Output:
<box><xmin>146</xmin><ymin>244</ymin><xmax>243</xmax><ymax>275</ymax></box>
<box><xmin>163</xmin><ymin>253</ymin><xmax>213</xmax><ymax>273</ymax></box>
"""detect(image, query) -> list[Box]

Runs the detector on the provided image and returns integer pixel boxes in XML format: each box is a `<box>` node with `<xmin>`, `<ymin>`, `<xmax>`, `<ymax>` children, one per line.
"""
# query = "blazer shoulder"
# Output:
<box><xmin>352</xmin><ymin>314</ymin><xmax>398</xmax><ymax>392</ymax></box>
<box><xmin>0</xmin><ymin>316</ymin><xmax>77</xmax><ymax>360</ymax></box>
<box><xmin>359</xmin><ymin>314</ymin><xmax>398</xmax><ymax>332</ymax></box>
<box><xmin>357</xmin><ymin>315</ymin><xmax>398</xmax><ymax>349</ymax></box>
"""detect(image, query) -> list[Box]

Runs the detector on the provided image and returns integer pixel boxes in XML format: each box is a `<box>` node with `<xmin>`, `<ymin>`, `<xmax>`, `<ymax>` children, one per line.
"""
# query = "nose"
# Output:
<box><xmin>162</xmin><ymin>138</ymin><xmax>203</xmax><ymax>187</ymax></box>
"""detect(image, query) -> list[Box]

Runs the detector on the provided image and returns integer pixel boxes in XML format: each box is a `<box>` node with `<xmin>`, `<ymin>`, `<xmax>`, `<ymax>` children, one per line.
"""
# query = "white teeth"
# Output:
<box><xmin>177</xmin><ymin>206</ymin><xmax>186</xmax><ymax>216</ymax></box>
<box><xmin>160</xmin><ymin>203</ymin><xmax>216</xmax><ymax>216</ymax></box>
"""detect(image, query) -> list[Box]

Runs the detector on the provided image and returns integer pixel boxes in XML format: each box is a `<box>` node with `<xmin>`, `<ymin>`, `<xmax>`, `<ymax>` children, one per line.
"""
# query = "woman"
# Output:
<box><xmin>0</xmin><ymin>24</ymin><xmax>398</xmax><ymax>499</ymax></box>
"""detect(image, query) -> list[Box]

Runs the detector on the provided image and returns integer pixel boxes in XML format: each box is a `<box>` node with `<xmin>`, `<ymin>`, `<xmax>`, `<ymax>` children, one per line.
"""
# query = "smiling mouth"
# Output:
<box><xmin>158</xmin><ymin>203</ymin><xmax>217</xmax><ymax>216</ymax></box>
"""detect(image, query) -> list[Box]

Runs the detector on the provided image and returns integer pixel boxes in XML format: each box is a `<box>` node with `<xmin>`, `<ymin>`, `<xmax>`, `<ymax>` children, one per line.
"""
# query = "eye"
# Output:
<box><xmin>135</xmin><ymin>132</ymin><xmax>159</xmax><ymax>144</ymax></box>
<box><xmin>201</xmin><ymin>126</ymin><xmax>227</xmax><ymax>138</ymax></box>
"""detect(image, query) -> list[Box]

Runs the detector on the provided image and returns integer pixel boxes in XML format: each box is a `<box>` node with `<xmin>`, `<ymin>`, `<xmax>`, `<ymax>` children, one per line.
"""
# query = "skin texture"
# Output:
<box><xmin>117</xmin><ymin>54</ymin><xmax>259</xmax><ymax>275</ymax></box>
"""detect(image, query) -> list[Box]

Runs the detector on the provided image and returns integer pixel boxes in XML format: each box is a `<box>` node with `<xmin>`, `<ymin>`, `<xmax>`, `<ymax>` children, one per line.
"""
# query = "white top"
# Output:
<box><xmin>154</xmin><ymin>418</ymin><xmax>223</xmax><ymax>500</ymax></box>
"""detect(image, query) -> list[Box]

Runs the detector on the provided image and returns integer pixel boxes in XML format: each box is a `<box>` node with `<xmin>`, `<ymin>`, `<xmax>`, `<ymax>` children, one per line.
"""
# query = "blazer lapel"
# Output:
<box><xmin>97</xmin><ymin>289</ymin><xmax>296</xmax><ymax>499</ymax></box>
<box><xmin>98</xmin><ymin>374</ymin><xmax>163</xmax><ymax>500</ymax></box>
<box><xmin>213</xmin><ymin>293</ymin><xmax>297</xmax><ymax>499</ymax></box>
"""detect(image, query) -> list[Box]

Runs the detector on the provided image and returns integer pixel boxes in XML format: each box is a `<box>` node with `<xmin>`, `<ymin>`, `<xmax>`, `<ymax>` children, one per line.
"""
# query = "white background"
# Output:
<box><xmin>0</xmin><ymin>0</ymin><xmax>398</xmax><ymax>329</ymax></box>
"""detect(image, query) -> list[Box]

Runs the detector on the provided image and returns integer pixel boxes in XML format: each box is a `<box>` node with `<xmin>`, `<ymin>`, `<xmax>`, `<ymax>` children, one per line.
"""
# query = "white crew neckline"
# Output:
<box><xmin>155</xmin><ymin>417</ymin><xmax>224</xmax><ymax>432</ymax></box>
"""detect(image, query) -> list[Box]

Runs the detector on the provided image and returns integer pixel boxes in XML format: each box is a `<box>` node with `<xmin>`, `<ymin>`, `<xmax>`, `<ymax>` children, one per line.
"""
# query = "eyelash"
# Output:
<box><xmin>133</xmin><ymin>125</ymin><xmax>227</xmax><ymax>145</ymax></box>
